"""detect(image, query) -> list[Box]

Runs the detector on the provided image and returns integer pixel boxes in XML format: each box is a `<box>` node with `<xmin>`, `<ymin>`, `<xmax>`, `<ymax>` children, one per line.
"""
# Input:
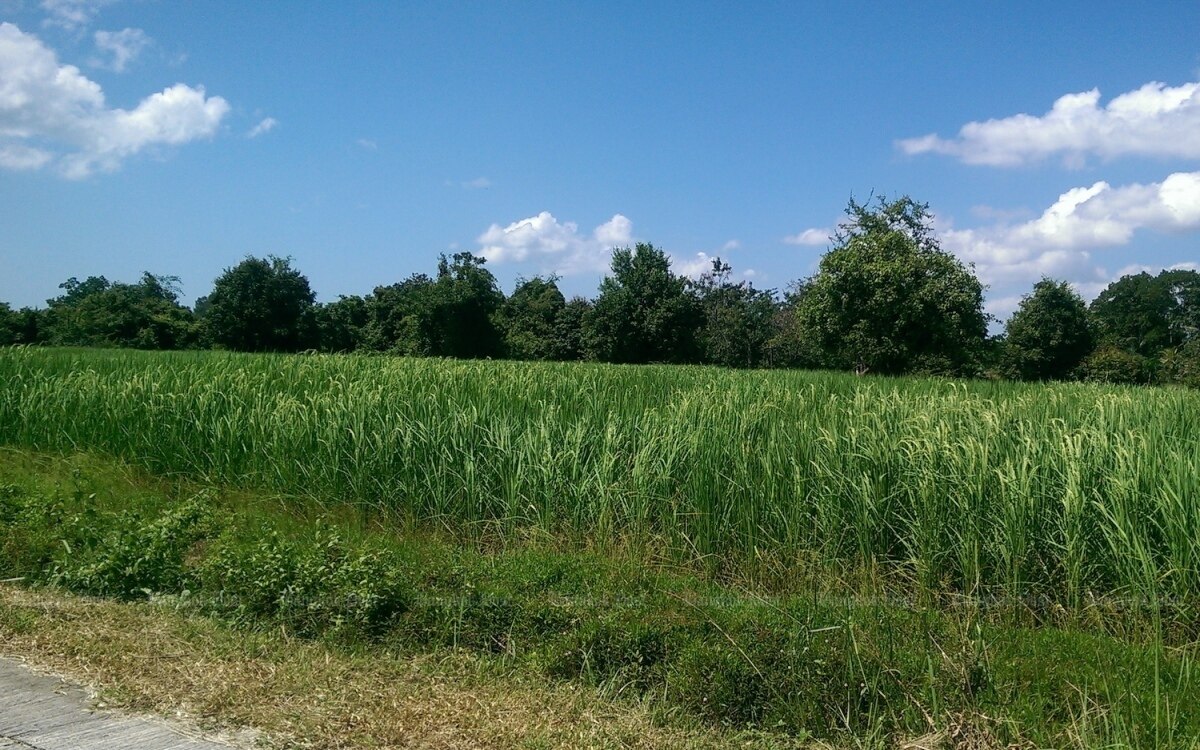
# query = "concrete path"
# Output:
<box><xmin>0</xmin><ymin>657</ymin><xmax>236</xmax><ymax>749</ymax></box>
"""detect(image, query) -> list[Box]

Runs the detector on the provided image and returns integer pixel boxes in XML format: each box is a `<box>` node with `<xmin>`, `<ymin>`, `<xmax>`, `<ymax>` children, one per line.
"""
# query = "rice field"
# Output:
<box><xmin>1</xmin><ymin>346</ymin><xmax>1198</xmax><ymax>606</ymax></box>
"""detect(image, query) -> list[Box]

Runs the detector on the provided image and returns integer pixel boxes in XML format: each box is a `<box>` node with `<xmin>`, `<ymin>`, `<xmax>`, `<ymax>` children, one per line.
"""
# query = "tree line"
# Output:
<box><xmin>2</xmin><ymin>196</ymin><xmax>1198</xmax><ymax>387</ymax></box>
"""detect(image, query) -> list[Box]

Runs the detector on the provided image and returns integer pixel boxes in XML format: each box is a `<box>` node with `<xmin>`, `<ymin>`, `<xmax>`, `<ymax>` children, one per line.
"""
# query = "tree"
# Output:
<box><xmin>432</xmin><ymin>252</ymin><xmax>505</xmax><ymax>359</ymax></box>
<box><xmin>42</xmin><ymin>273</ymin><xmax>198</xmax><ymax>349</ymax></box>
<box><xmin>359</xmin><ymin>253</ymin><xmax>505</xmax><ymax>358</ymax></box>
<box><xmin>198</xmin><ymin>256</ymin><xmax>316</xmax><ymax>352</ymax></box>
<box><xmin>361</xmin><ymin>274</ymin><xmax>439</xmax><ymax>355</ymax></box>
<box><xmin>1002</xmin><ymin>279</ymin><xmax>1094</xmax><ymax>381</ymax></box>
<box><xmin>1090</xmin><ymin>271</ymin><xmax>1192</xmax><ymax>357</ymax></box>
<box><xmin>496</xmin><ymin>276</ymin><xmax>570</xmax><ymax>361</ymax></box>
<box><xmin>0</xmin><ymin>303</ymin><xmax>18</xmax><ymax>346</ymax></box>
<box><xmin>313</xmin><ymin>295</ymin><xmax>368</xmax><ymax>353</ymax></box>
<box><xmin>764</xmin><ymin>279</ymin><xmax>819</xmax><ymax>368</ymax></box>
<box><xmin>583</xmin><ymin>243</ymin><xmax>700</xmax><ymax>364</ymax></box>
<box><xmin>794</xmin><ymin>195</ymin><xmax>989</xmax><ymax>376</ymax></box>
<box><xmin>1080</xmin><ymin>345</ymin><xmax>1151</xmax><ymax>385</ymax></box>
<box><xmin>691</xmin><ymin>258</ymin><xmax>778</xmax><ymax>368</ymax></box>
<box><xmin>554</xmin><ymin>297</ymin><xmax>591</xmax><ymax>361</ymax></box>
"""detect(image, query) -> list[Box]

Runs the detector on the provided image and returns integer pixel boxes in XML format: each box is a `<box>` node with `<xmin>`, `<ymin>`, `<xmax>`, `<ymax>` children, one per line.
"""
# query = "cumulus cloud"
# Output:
<box><xmin>784</xmin><ymin>227</ymin><xmax>832</xmax><ymax>246</ymax></box>
<box><xmin>247</xmin><ymin>116</ymin><xmax>277</xmax><ymax>138</ymax></box>
<box><xmin>0</xmin><ymin>23</ymin><xmax>229</xmax><ymax>177</ymax></box>
<box><xmin>899</xmin><ymin>80</ymin><xmax>1200</xmax><ymax>167</ymax></box>
<box><xmin>939</xmin><ymin>171</ymin><xmax>1200</xmax><ymax>291</ymax></box>
<box><xmin>92</xmin><ymin>27</ymin><xmax>148</xmax><ymax>71</ymax></box>
<box><xmin>673</xmin><ymin>252</ymin><xmax>716</xmax><ymax>279</ymax></box>
<box><xmin>477</xmin><ymin>211</ymin><xmax>633</xmax><ymax>274</ymax></box>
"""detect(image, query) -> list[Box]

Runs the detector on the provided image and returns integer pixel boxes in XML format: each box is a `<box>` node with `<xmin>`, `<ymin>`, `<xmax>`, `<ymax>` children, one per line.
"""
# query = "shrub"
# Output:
<box><xmin>1081</xmin><ymin>346</ymin><xmax>1150</xmax><ymax>385</ymax></box>
<box><xmin>54</xmin><ymin>495</ymin><xmax>219</xmax><ymax>599</ymax></box>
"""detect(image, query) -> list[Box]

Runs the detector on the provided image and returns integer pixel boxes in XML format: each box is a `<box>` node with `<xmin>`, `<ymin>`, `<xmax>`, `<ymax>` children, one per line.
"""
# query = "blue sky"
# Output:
<box><xmin>2</xmin><ymin>1</ymin><xmax>1199</xmax><ymax>323</ymax></box>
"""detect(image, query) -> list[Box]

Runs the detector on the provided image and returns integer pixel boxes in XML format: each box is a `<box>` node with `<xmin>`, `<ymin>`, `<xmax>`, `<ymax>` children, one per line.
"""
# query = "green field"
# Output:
<box><xmin>2</xmin><ymin>346</ymin><xmax>1199</xmax><ymax>747</ymax></box>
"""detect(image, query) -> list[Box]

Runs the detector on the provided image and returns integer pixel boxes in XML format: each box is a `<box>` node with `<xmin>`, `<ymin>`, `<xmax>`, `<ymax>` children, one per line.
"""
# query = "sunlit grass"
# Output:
<box><xmin>1</xmin><ymin>346</ymin><xmax>1198</xmax><ymax>609</ymax></box>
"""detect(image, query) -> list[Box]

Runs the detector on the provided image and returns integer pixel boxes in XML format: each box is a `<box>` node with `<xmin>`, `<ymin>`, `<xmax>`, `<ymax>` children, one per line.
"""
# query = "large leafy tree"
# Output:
<box><xmin>361</xmin><ymin>274</ymin><xmax>439</xmax><ymax>355</ymax></box>
<box><xmin>1003</xmin><ymin>279</ymin><xmax>1094</xmax><ymax>381</ymax></box>
<box><xmin>43</xmin><ymin>273</ymin><xmax>198</xmax><ymax>349</ymax></box>
<box><xmin>432</xmin><ymin>252</ymin><xmax>505</xmax><ymax>359</ymax></box>
<box><xmin>691</xmin><ymin>258</ymin><xmax>778</xmax><ymax>368</ymax></box>
<box><xmin>360</xmin><ymin>253</ymin><xmax>504</xmax><ymax>358</ymax></box>
<box><xmin>794</xmin><ymin>196</ymin><xmax>989</xmax><ymax>376</ymax></box>
<box><xmin>313</xmin><ymin>295</ymin><xmax>369</xmax><ymax>353</ymax></box>
<box><xmin>1090</xmin><ymin>270</ymin><xmax>1200</xmax><ymax>357</ymax></box>
<box><xmin>554</xmin><ymin>296</ymin><xmax>591</xmax><ymax>362</ymax></box>
<box><xmin>496</xmin><ymin>276</ymin><xmax>571</xmax><ymax>361</ymax></box>
<box><xmin>197</xmin><ymin>256</ymin><xmax>316</xmax><ymax>352</ymax></box>
<box><xmin>0</xmin><ymin>303</ymin><xmax>21</xmax><ymax>346</ymax></box>
<box><xmin>584</xmin><ymin>243</ymin><xmax>700</xmax><ymax>364</ymax></box>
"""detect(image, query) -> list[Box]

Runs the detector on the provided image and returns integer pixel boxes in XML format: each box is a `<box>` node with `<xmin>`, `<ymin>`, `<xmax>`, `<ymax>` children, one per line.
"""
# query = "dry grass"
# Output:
<box><xmin>0</xmin><ymin>584</ymin><xmax>804</xmax><ymax>750</ymax></box>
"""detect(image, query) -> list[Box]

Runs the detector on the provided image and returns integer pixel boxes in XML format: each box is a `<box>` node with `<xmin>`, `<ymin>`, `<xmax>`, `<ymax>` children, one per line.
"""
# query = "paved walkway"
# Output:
<box><xmin>0</xmin><ymin>657</ymin><xmax>234</xmax><ymax>749</ymax></box>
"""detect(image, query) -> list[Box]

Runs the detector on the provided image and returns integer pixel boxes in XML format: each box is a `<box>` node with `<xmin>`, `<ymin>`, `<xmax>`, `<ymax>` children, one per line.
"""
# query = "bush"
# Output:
<box><xmin>1080</xmin><ymin>346</ymin><xmax>1150</xmax><ymax>385</ymax></box>
<box><xmin>54</xmin><ymin>496</ymin><xmax>219</xmax><ymax>600</ymax></box>
<box><xmin>1159</xmin><ymin>341</ymin><xmax>1200</xmax><ymax>388</ymax></box>
<box><xmin>548</xmin><ymin>612</ymin><xmax>678</xmax><ymax>689</ymax></box>
<box><xmin>198</xmin><ymin>526</ymin><xmax>413</xmax><ymax>639</ymax></box>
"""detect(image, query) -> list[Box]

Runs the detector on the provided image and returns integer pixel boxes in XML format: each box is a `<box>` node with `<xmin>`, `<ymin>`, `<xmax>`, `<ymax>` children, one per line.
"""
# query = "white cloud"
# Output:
<box><xmin>985</xmin><ymin>295</ymin><xmax>1023</xmax><ymax>321</ymax></box>
<box><xmin>0</xmin><ymin>23</ymin><xmax>229</xmax><ymax>177</ymax></box>
<box><xmin>783</xmin><ymin>227</ymin><xmax>831</xmax><ymax>246</ymax></box>
<box><xmin>247</xmin><ymin>116</ymin><xmax>277</xmax><ymax>138</ymax></box>
<box><xmin>673</xmin><ymin>251</ymin><xmax>715</xmax><ymax>279</ymax></box>
<box><xmin>92</xmin><ymin>27</ymin><xmax>148</xmax><ymax>72</ymax></box>
<box><xmin>939</xmin><ymin>171</ymin><xmax>1200</xmax><ymax>291</ymax></box>
<box><xmin>1112</xmin><ymin>261</ymin><xmax>1200</xmax><ymax>278</ymax></box>
<box><xmin>356</xmin><ymin>137</ymin><xmax>377</xmax><ymax>150</ymax></box>
<box><xmin>461</xmin><ymin>176</ymin><xmax>490</xmax><ymax>189</ymax></box>
<box><xmin>899</xmin><ymin>80</ymin><xmax>1200</xmax><ymax>167</ymax></box>
<box><xmin>0</xmin><ymin>142</ymin><xmax>52</xmax><ymax>169</ymax></box>
<box><xmin>477</xmin><ymin>211</ymin><xmax>633</xmax><ymax>274</ymax></box>
<box><xmin>41</xmin><ymin>0</ymin><xmax>113</xmax><ymax>30</ymax></box>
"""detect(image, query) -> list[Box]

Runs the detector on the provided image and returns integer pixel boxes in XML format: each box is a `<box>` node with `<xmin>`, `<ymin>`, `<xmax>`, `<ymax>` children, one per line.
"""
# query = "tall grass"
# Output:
<box><xmin>1</xmin><ymin>346</ymin><xmax>1198</xmax><ymax>606</ymax></box>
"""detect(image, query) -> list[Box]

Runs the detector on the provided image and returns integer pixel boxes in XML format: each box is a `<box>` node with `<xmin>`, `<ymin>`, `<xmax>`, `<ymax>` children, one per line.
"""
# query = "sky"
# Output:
<box><xmin>2</xmin><ymin>1</ymin><xmax>1199</xmax><ymax>323</ymax></box>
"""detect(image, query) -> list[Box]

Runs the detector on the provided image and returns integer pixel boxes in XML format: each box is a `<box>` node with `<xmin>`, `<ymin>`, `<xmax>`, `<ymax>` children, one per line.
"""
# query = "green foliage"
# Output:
<box><xmin>199</xmin><ymin>526</ymin><xmax>412</xmax><ymax>638</ymax></box>
<box><xmin>553</xmin><ymin>296</ymin><xmax>591</xmax><ymax>361</ymax></box>
<box><xmin>1003</xmin><ymin>279</ymin><xmax>1094</xmax><ymax>381</ymax></box>
<box><xmin>313</xmin><ymin>295</ymin><xmax>368</xmax><ymax>353</ymax></box>
<box><xmin>692</xmin><ymin>259</ymin><xmax>778</xmax><ymax>368</ymax></box>
<box><xmin>794</xmin><ymin>196</ymin><xmax>988</xmax><ymax>376</ymax></box>
<box><xmin>496</xmin><ymin>276</ymin><xmax>572</xmax><ymax>361</ymax></box>
<box><xmin>40</xmin><ymin>273</ymin><xmax>198</xmax><ymax>349</ymax></box>
<box><xmin>0</xmin><ymin>303</ymin><xmax>19</xmax><ymax>346</ymax></box>
<box><xmin>584</xmin><ymin>243</ymin><xmax>701</xmax><ymax>363</ymax></box>
<box><xmin>360</xmin><ymin>253</ymin><xmax>504</xmax><ymax>358</ymax></box>
<box><xmin>2</xmin><ymin>450</ymin><xmax>1200</xmax><ymax>746</ymax></box>
<box><xmin>361</xmin><ymin>273</ymin><xmax>439</xmax><ymax>354</ymax></box>
<box><xmin>1081</xmin><ymin>345</ymin><xmax>1150</xmax><ymax>385</ymax></box>
<box><xmin>1091</xmin><ymin>269</ymin><xmax>1200</xmax><ymax>357</ymax></box>
<box><xmin>54</xmin><ymin>496</ymin><xmax>218</xmax><ymax>600</ymax></box>
<box><xmin>198</xmin><ymin>255</ymin><xmax>316</xmax><ymax>352</ymax></box>
<box><xmin>1159</xmin><ymin>340</ymin><xmax>1200</xmax><ymax>388</ymax></box>
<box><xmin>4</xmin><ymin>348</ymin><xmax>1200</xmax><ymax>609</ymax></box>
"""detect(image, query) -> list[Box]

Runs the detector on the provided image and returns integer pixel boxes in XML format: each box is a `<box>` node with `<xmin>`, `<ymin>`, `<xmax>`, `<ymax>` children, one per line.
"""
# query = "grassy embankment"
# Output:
<box><xmin>1</xmin><ymin>347</ymin><xmax>1199</xmax><ymax>747</ymax></box>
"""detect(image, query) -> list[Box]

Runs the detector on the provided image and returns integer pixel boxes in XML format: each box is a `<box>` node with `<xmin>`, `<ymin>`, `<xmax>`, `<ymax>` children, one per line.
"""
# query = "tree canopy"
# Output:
<box><xmin>792</xmin><ymin>196</ymin><xmax>989</xmax><ymax>376</ymax></box>
<box><xmin>1003</xmin><ymin>279</ymin><xmax>1094</xmax><ymax>381</ymax></box>
<box><xmin>40</xmin><ymin>273</ymin><xmax>197</xmax><ymax>349</ymax></box>
<box><xmin>6</xmin><ymin>194</ymin><xmax>1199</xmax><ymax>389</ymax></box>
<box><xmin>583</xmin><ymin>243</ymin><xmax>700</xmax><ymax>364</ymax></box>
<box><xmin>198</xmin><ymin>256</ymin><xmax>316</xmax><ymax>352</ymax></box>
